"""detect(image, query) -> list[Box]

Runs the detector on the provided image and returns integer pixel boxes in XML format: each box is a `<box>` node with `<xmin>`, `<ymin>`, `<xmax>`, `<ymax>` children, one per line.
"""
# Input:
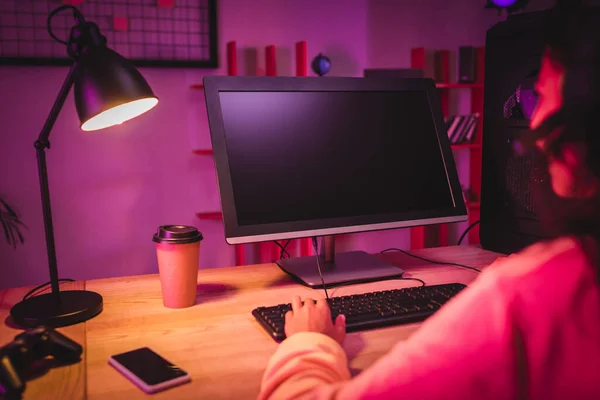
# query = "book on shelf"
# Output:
<box><xmin>445</xmin><ymin>115</ymin><xmax>463</xmax><ymax>141</ymax></box>
<box><xmin>452</xmin><ymin>116</ymin><xmax>470</xmax><ymax>143</ymax></box>
<box><xmin>444</xmin><ymin>113</ymin><xmax>480</xmax><ymax>144</ymax></box>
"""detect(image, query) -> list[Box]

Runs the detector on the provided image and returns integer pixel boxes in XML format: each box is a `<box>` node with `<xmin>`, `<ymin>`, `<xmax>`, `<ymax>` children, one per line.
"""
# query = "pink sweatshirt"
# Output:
<box><xmin>258</xmin><ymin>237</ymin><xmax>600</xmax><ymax>400</ymax></box>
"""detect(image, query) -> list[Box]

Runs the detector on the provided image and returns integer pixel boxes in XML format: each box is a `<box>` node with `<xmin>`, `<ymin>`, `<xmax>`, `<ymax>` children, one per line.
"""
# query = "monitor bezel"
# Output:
<box><xmin>203</xmin><ymin>76</ymin><xmax>468</xmax><ymax>244</ymax></box>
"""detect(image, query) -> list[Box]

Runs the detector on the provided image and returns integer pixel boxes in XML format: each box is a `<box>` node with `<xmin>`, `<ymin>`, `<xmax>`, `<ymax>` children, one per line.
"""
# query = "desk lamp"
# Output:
<box><xmin>9</xmin><ymin>5</ymin><xmax>158</xmax><ymax>328</ymax></box>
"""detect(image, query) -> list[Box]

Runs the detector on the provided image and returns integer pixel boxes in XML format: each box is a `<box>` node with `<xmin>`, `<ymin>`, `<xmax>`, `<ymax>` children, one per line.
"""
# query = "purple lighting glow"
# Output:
<box><xmin>492</xmin><ymin>0</ymin><xmax>518</xmax><ymax>6</ymax></box>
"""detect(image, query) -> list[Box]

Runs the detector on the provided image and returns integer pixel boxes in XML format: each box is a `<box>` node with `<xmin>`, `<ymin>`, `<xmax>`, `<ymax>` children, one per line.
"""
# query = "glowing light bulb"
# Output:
<box><xmin>81</xmin><ymin>97</ymin><xmax>158</xmax><ymax>131</ymax></box>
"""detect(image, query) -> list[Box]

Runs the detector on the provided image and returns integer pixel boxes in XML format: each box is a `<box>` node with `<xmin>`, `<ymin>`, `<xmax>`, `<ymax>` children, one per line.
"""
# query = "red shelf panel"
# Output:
<box><xmin>265</xmin><ymin>45</ymin><xmax>277</xmax><ymax>76</ymax></box>
<box><xmin>468</xmin><ymin>202</ymin><xmax>481</xmax><ymax>209</ymax></box>
<box><xmin>193</xmin><ymin>149</ymin><xmax>214</xmax><ymax>155</ymax></box>
<box><xmin>436</xmin><ymin>83</ymin><xmax>484</xmax><ymax>89</ymax></box>
<box><xmin>227</xmin><ymin>41</ymin><xmax>238</xmax><ymax>76</ymax></box>
<box><xmin>196</xmin><ymin>212</ymin><xmax>222</xmax><ymax>220</ymax></box>
<box><xmin>190</xmin><ymin>84</ymin><xmax>204</xmax><ymax>90</ymax></box>
<box><xmin>296</xmin><ymin>41</ymin><xmax>308</xmax><ymax>76</ymax></box>
<box><xmin>451</xmin><ymin>143</ymin><xmax>481</xmax><ymax>150</ymax></box>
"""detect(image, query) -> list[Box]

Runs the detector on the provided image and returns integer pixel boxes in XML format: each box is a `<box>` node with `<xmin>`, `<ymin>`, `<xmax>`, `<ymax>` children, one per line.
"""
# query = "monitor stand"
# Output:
<box><xmin>276</xmin><ymin>237</ymin><xmax>404</xmax><ymax>288</ymax></box>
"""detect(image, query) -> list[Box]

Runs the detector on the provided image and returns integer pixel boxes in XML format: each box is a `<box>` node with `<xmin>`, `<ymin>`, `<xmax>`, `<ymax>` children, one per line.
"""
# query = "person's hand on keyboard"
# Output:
<box><xmin>284</xmin><ymin>296</ymin><xmax>346</xmax><ymax>345</ymax></box>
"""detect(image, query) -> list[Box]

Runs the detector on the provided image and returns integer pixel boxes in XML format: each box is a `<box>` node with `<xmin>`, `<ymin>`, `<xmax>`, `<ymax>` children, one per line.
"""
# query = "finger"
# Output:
<box><xmin>284</xmin><ymin>311</ymin><xmax>294</xmax><ymax>337</ymax></box>
<box><xmin>291</xmin><ymin>295</ymin><xmax>302</xmax><ymax>311</ymax></box>
<box><xmin>304</xmin><ymin>298</ymin><xmax>316</xmax><ymax>308</ymax></box>
<box><xmin>315</xmin><ymin>297</ymin><xmax>329</xmax><ymax>311</ymax></box>
<box><xmin>334</xmin><ymin>314</ymin><xmax>347</xmax><ymax>343</ymax></box>
<box><xmin>335</xmin><ymin>314</ymin><xmax>346</xmax><ymax>329</ymax></box>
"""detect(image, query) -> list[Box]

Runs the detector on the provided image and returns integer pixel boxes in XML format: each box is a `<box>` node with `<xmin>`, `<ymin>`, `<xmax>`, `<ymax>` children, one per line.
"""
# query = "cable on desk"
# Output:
<box><xmin>380</xmin><ymin>248</ymin><xmax>481</xmax><ymax>273</ymax></box>
<box><xmin>395</xmin><ymin>276</ymin><xmax>426</xmax><ymax>287</ymax></box>
<box><xmin>312</xmin><ymin>237</ymin><xmax>330</xmax><ymax>299</ymax></box>
<box><xmin>22</xmin><ymin>278</ymin><xmax>75</xmax><ymax>300</ymax></box>
<box><xmin>274</xmin><ymin>239</ymin><xmax>292</xmax><ymax>259</ymax></box>
<box><xmin>457</xmin><ymin>220</ymin><xmax>481</xmax><ymax>245</ymax></box>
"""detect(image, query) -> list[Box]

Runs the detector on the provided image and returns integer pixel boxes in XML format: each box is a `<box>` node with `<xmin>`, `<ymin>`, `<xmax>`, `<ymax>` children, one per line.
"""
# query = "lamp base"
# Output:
<box><xmin>10</xmin><ymin>290</ymin><xmax>103</xmax><ymax>328</ymax></box>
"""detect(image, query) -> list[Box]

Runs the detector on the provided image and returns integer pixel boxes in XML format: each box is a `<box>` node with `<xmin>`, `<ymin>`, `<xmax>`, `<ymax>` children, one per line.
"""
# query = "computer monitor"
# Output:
<box><xmin>203</xmin><ymin>76</ymin><xmax>467</xmax><ymax>287</ymax></box>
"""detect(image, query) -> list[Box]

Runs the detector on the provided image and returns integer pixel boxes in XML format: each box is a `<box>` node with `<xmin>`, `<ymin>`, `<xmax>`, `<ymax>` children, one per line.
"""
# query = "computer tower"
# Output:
<box><xmin>480</xmin><ymin>11</ymin><xmax>552</xmax><ymax>254</ymax></box>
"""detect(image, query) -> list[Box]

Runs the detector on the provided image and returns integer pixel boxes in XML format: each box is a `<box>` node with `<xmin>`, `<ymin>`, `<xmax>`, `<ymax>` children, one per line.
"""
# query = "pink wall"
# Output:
<box><xmin>0</xmin><ymin>1</ymin><xmax>555</xmax><ymax>289</ymax></box>
<box><xmin>367</xmin><ymin>0</ymin><xmax>502</xmax><ymax>69</ymax></box>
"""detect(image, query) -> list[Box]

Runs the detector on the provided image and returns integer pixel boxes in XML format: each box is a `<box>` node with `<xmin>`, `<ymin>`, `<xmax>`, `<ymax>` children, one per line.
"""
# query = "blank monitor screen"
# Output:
<box><xmin>204</xmin><ymin>77</ymin><xmax>466</xmax><ymax>244</ymax></box>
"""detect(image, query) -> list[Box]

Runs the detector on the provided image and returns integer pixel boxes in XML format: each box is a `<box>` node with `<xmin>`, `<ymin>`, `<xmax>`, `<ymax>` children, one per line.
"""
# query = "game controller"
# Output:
<box><xmin>0</xmin><ymin>327</ymin><xmax>82</xmax><ymax>399</ymax></box>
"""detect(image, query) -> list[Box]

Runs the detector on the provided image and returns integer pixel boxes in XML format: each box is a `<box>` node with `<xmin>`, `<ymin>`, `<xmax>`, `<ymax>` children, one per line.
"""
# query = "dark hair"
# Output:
<box><xmin>543</xmin><ymin>0</ymin><xmax>583</xmax><ymax>64</ymax></box>
<box><xmin>544</xmin><ymin>0</ymin><xmax>600</xmax><ymax>104</ymax></box>
<box><xmin>543</xmin><ymin>1</ymin><xmax>600</xmax><ymax>179</ymax></box>
<box><xmin>539</xmin><ymin>0</ymin><xmax>600</xmax><ymax>278</ymax></box>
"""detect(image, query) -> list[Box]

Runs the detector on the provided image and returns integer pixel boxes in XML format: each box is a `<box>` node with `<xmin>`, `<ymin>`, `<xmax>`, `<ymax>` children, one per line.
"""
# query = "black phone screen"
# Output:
<box><xmin>111</xmin><ymin>347</ymin><xmax>188</xmax><ymax>385</ymax></box>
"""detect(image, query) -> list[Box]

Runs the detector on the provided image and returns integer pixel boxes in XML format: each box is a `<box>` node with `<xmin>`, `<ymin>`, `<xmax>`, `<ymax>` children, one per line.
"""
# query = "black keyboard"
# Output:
<box><xmin>252</xmin><ymin>283</ymin><xmax>466</xmax><ymax>342</ymax></box>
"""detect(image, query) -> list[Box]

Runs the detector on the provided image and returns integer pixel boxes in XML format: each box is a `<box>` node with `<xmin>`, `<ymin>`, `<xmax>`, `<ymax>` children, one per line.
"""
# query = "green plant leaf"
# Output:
<box><xmin>0</xmin><ymin>215</ymin><xmax>10</xmax><ymax>245</ymax></box>
<box><xmin>0</xmin><ymin>198</ymin><xmax>26</xmax><ymax>247</ymax></box>
<box><xmin>7</xmin><ymin>219</ymin><xmax>16</xmax><ymax>248</ymax></box>
<box><xmin>0</xmin><ymin>198</ymin><xmax>17</xmax><ymax>218</ymax></box>
<box><xmin>15</xmin><ymin>227</ymin><xmax>24</xmax><ymax>245</ymax></box>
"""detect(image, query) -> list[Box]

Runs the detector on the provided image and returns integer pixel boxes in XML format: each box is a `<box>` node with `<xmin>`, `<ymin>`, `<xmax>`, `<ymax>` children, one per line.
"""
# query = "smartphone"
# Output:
<box><xmin>109</xmin><ymin>347</ymin><xmax>191</xmax><ymax>393</ymax></box>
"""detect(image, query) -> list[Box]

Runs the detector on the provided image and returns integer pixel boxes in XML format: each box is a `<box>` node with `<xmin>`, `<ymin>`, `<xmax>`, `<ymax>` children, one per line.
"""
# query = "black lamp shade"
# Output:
<box><xmin>74</xmin><ymin>46</ymin><xmax>158</xmax><ymax>131</ymax></box>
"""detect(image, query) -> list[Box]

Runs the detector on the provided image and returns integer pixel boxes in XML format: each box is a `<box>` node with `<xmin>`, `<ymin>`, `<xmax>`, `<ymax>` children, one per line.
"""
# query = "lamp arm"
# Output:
<box><xmin>35</xmin><ymin>62</ymin><xmax>79</xmax><ymax>302</ymax></box>
<box><xmin>36</xmin><ymin>62</ymin><xmax>79</xmax><ymax>146</ymax></box>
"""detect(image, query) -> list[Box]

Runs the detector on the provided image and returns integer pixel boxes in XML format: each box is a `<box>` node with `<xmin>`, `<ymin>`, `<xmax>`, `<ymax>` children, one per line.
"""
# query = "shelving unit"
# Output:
<box><xmin>192</xmin><ymin>41</ymin><xmax>313</xmax><ymax>266</ymax></box>
<box><xmin>410</xmin><ymin>47</ymin><xmax>485</xmax><ymax>249</ymax></box>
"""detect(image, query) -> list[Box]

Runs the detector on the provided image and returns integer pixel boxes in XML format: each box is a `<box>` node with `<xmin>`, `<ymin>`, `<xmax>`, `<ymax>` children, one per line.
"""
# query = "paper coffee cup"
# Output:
<box><xmin>153</xmin><ymin>225</ymin><xmax>203</xmax><ymax>308</ymax></box>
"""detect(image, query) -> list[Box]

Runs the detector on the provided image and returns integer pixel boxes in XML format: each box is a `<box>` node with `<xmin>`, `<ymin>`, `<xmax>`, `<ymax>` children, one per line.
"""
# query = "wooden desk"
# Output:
<box><xmin>0</xmin><ymin>246</ymin><xmax>500</xmax><ymax>399</ymax></box>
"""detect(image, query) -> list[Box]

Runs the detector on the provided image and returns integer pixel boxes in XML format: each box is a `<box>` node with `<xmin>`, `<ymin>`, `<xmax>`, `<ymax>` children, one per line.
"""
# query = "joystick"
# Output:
<box><xmin>0</xmin><ymin>327</ymin><xmax>82</xmax><ymax>399</ymax></box>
